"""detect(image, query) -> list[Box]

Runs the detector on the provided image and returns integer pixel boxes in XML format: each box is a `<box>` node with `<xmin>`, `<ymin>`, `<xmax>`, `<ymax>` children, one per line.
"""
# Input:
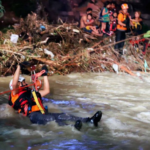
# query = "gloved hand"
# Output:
<box><xmin>19</xmin><ymin>61</ymin><xmax>31</xmax><ymax>74</ymax></box>
<box><xmin>19</xmin><ymin>61</ymin><xmax>30</xmax><ymax>68</ymax></box>
<box><xmin>42</xmin><ymin>65</ymin><xmax>48</xmax><ymax>76</ymax></box>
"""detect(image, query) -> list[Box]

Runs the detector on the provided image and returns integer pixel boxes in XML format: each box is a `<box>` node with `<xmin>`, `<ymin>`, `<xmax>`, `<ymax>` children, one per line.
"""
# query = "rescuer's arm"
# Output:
<box><xmin>12</xmin><ymin>65</ymin><xmax>20</xmax><ymax>95</ymax></box>
<box><xmin>39</xmin><ymin>66</ymin><xmax>50</xmax><ymax>97</ymax></box>
<box><xmin>118</xmin><ymin>20</ymin><xmax>126</xmax><ymax>27</ymax></box>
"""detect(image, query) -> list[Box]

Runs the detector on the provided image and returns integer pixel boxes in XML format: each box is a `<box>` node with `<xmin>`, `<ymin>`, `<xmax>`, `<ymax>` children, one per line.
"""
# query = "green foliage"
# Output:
<box><xmin>1</xmin><ymin>26</ymin><xmax>14</xmax><ymax>33</ymax></box>
<box><xmin>0</xmin><ymin>0</ymin><xmax>5</xmax><ymax>18</ymax></box>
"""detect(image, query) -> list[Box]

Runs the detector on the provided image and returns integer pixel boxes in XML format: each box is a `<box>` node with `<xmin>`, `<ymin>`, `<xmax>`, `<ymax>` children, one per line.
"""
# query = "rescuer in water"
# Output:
<box><xmin>8</xmin><ymin>63</ymin><xmax>102</xmax><ymax>130</ymax></box>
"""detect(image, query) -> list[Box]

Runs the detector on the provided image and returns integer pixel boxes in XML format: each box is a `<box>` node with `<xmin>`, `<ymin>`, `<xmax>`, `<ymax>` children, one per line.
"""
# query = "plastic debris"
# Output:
<box><xmin>144</xmin><ymin>60</ymin><xmax>149</xmax><ymax>72</ymax></box>
<box><xmin>101</xmin><ymin>64</ymin><xmax>105</xmax><ymax>69</ymax></box>
<box><xmin>10</xmin><ymin>34</ymin><xmax>19</xmax><ymax>43</ymax></box>
<box><xmin>44</xmin><ymin>49</ymin><xmax>55</xmax><ymax>59</ymax></box>
<box><xmin>136</xmin><ymin>72</ymin><xmax>141</xmax><ymax>77</ymax></box>
<box><xmin>112</xmin><ymin>64</ymin><xmax>119</xmax><ymax>74</ymax></box>
<box><xmin>86</xmin><ymin>48</ymin><xmax>94</xmax><ymax>51</ymax></box>
<box><xmin>40</xmin><ymin>25</ymin><xmax>46</xmax><ymax>31</ymax></box>
<box><xmin>73</xmin><ymin>29</ymin><xmax>80</xmax><ymax>33</ymax></box>
<box><xmin>66</xmin><ymin>27</ymin><xmax>71</xmax><ymax>30</ymax></box>
<box><xmin>123</xmin><ymin>48</ymin><xmax>127</xmax><ymax>55</ymax></box>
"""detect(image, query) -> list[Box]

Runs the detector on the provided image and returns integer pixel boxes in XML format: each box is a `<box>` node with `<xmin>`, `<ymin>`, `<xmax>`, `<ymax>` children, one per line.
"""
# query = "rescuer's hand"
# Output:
<box><xmin>42</xmin><ymin>65</ymin><xmax>48</xmax><ymax>76</ymax></box>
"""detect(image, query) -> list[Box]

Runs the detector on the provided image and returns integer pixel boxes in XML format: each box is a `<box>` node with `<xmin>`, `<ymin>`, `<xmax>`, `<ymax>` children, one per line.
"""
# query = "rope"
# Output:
<box><xmin>0</xmin><ymin>83</ymin><xmax>34</xmax><ymax>95</ymax></box>
<box><xmin>101</xmin><ymin>33</ymin><xmax>146</xmax><ymax>48</ymax></box>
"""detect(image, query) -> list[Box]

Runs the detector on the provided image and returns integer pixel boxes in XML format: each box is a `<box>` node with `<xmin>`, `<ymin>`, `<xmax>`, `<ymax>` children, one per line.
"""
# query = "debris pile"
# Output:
<box><xmin>0</xmin><ymin>13</ymin><xmax>149</xmax><ymax>76</ymax></box>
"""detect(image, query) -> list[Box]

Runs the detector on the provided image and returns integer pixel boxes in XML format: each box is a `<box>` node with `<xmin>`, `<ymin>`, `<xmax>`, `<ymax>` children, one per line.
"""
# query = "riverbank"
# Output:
<box><xmin>0</xmin><ymin>21</ymin><xmax>149</xmax><ymax>77</ymax></box>
<box><xmin>0</xmin><ymin>8</ymin><xmax>150</xmax><ymax>77</ymax></box>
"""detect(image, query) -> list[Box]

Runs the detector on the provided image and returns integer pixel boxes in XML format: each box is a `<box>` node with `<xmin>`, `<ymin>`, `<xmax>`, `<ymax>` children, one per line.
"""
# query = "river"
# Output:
<box><xmin>0</xmin><ymin>72</ymin><xmax>150</xmax><ymax>150</ymax></box>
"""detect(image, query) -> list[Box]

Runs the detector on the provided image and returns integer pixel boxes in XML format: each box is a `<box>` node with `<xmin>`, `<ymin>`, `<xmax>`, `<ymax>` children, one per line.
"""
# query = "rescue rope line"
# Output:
<box><xmin>0</xmin><ymin>83</ymin><xmax>34</xmax><ymax>95</ymax></box>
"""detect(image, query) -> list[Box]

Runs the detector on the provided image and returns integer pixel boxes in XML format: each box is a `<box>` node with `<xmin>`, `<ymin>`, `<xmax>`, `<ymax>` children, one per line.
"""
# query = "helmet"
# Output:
<box><xmin>121</xmin><ymin>3</ymin><xmax>129</xmax><ymax>9</ymax></box>
<box><xmin>18</xmin><ymin>76</ymin><xmax>25</xmax><ymax>82</ymax></box>
<box><xmin>9</xmin><ymin>76</ymin><xmax>25</xmax><ymax>90</ymax></box>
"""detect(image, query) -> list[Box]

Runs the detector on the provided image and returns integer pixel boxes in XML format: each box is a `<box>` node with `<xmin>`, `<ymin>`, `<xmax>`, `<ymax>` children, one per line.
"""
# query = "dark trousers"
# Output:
<box><xmin>29</xmin><ymin>112</ymin><xmax>90</xmax><ymax>125</ymax></box>
<box><xmin>142</xmin><ymin>40</ymin><xmax>149</xmax><ymax>55</ymax></box>
<box><xmin>115</xmin><ymin>30</ymin><xmax>126</xmax><ymax>50</ymax></box>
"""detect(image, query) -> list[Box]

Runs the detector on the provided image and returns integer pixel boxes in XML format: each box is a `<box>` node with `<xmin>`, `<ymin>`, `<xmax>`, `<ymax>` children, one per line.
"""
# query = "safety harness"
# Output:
<box><xmin>8</xmin><ymin>89</ymin><xmax>43</xmax><ymax>116</ymax></box>
<box><xmin>8</xmin><ymin>67</ymin><xmax>46</xmax><ymax>116</ymax></box>
<box><xmin>117</xmin><ymin>12</ymin><xmax>130</xmax><ymax>31</ymax></box>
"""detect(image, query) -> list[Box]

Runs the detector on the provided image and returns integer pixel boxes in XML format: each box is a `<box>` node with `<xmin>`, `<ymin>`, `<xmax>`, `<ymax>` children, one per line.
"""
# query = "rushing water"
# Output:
<box><xmin>1</xmin><ymin>73</ymin><xmax>150</xmax><ymax>150</ymax></box>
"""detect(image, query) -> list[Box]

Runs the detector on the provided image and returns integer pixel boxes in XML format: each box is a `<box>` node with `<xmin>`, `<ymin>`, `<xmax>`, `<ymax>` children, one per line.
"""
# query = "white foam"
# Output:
<box><xmin>137</xmin><ymin>112</ymin><xmax>150</xmax><ymax>123</ymax></box>
<box><xmin>77</xmin><ymin>98</ymin><xmax>91</xmax><ymax>101</ymax></box>
<box><xmin>0</xmin><ymin>104</ymin><xmax>16</xmax><ymax>118</ymax></box>
<box><xmin>67</xmin><ymin>74</ymin><xmax>80</xmax><ymax>79</ymax></box>
<box><xmin>130</xmin><ymin>106</ymin><xmax>147</xmax><ymax>112</ymax></box>
<box><xmin>117</xmin><ymin>101</ymin><xmax>135</xmax><ymax>107</ymax></box>
<box><xmin>1</xmin><ymin>128</ymin><xmax>46</xmax><ymax>137</ymax></box>
<box><xmin>111</xmin><ymin>131</ymin><xmax>147</xmax><ymax>140</ymax></box>
<box><xmin>104</xmin><ymin>118</ymin><xmax>132</xmax><ymax>130</ymax></box>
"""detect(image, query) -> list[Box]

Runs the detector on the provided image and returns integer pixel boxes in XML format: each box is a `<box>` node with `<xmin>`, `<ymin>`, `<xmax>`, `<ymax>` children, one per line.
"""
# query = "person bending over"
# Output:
<box><xmin>8</xmin><ymin>64</ymin><xmax>102</xmax><ymax>130</ymax></box>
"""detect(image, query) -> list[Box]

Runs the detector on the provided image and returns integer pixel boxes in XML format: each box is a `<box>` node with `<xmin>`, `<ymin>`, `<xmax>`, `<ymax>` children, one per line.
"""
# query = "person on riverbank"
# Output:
<box><xmin>109</xmin><ymin>12</ymin><xmax>118</xmax><ymax>34</ymax></box>
<box><xmin>85</xmin><ymin>13</ymin><xmax>100</xmax><ymax>35</ymax></box>
<box><xmin>8</xmin><ymin>64</ymin><xmax>102</xmax><ymax>130</ymax></box>
<box><xmin>130</xmin><ymin>11</ymin><xmax>143</xmax><ymax>51</ymax></box>
<box><xmin>110</xmin><ymin>2</ymin><xmax>117</xmax><ymax>15</ymax></box>
<box><xmin>80</xmin><ymin>8</ymin><xmax>102</xmax><ymax>36</ymax></box>
<box><xmin>99</xmin><ymin>1</ymin><xmax>111</xmax><ymax>35</ymax></box>
<box><xmin>131</xmin><ymin>11</ymin><xmax>143</xmax><ymax>36</ymax></box>
<box><xmin>80</xmin><ymin>8</ymin><xmax>94</xmax><ymax>33</ymax></box>
<box><xmin>114</xmin><ymin>3</ymin><xmax>130</xmax><ymax>55</ymax></box>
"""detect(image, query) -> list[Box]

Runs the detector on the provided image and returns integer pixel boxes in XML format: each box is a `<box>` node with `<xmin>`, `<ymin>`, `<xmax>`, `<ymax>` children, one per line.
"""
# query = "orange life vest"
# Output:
<box><xmin>8</xmin><ymin>89</ymin><xmax>44</xmax><ymax>116</ymax></box>
<box><xmin>117</xmin><ymin>12</ymin><xmax>128</xmax><ymax>31</ymax></box>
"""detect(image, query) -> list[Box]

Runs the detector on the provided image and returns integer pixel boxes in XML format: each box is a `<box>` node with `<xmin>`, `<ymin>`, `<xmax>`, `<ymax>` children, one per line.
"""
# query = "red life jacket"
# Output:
<box><xmin>110</xmin><ymin>18</ymin><xmax>117</xmax><ymax>31</ymax></box>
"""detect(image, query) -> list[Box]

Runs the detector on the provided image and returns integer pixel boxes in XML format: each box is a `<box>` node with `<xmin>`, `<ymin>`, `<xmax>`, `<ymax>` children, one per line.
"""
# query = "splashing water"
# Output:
<box><xmin>1</xmin><ymin>73</ymin><xmax>150</xmax><ymax>150</ymax></box>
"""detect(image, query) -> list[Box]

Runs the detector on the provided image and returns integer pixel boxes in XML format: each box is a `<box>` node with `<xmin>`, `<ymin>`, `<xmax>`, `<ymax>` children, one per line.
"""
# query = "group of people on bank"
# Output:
<box><xmin>80</xmin><ymin>0</ymin><xmax>143</xmax><ymax>55</ymax></box>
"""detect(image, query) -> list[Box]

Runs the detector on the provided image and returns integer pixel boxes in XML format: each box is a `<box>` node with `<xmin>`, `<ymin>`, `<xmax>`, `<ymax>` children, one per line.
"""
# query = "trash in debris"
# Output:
<box><xmin>40</xmin><ymin>25</ymin><xmax>46</xmax><ymax>31</ymax></box>
<box><xmin>112</xmin><ymin>64</ymin><xmax>119</xmax><ymax>74</ymax></box>
<box><xmin>73</xmin><ymin>29</ymin><xmax>80</xmax><ymax>33</ymax></box>
<box><xmin>10</xmin><ymin>34</ymin><xmax>19</xmax><ymax>44</ymax></box>
<box><xmin>44</xmin><ymin>49</ymin><xmax>55</xmax><ymax>59</ymax></box>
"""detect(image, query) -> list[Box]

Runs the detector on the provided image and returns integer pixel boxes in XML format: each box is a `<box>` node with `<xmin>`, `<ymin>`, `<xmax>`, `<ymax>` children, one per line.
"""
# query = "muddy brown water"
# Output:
<box><xmin>1</xmin><ymin>73</ymin><xmax>150</xmax><ymax>150</ymax></box>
